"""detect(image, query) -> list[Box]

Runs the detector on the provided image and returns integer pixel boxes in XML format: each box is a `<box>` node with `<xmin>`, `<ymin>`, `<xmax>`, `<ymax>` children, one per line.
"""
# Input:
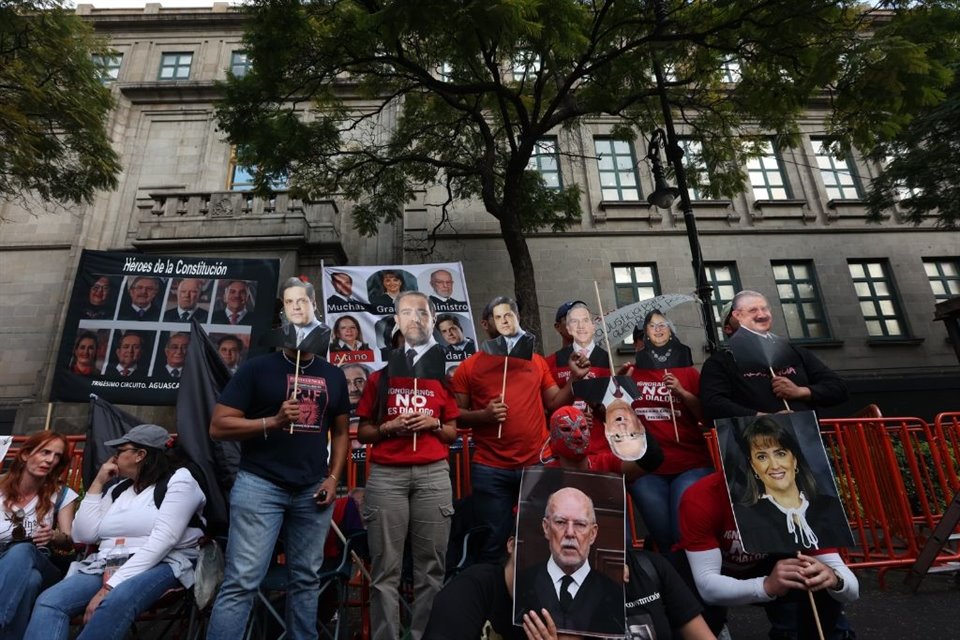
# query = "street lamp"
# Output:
<box><xmin>648</xmin><ymin>0</ymin><xmax>720</xmax><ymax>352</ymax></box>
<box><xmin>646</xmin><ymin>129</ymin><xmax>680</xmax><ymax>209</ymax></box>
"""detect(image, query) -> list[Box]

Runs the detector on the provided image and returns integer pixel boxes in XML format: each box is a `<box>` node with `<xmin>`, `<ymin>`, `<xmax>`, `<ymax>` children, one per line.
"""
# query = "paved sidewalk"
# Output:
<box><xmin>726</xmin><ymin>567</ymin><xmax>959</xmax><ymax>639</ymax></box>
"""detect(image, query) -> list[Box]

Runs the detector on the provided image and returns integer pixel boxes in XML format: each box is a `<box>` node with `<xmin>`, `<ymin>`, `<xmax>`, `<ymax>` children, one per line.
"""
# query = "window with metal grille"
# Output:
<box><xmin>847</xmin><ymin>260</ymin><xmax>908</xmax><ymax>338</ymax></box>
<box><xmin>772</xmin><ymin>261</ymin><xmax>831</xmax><ymax>340</ymax></box>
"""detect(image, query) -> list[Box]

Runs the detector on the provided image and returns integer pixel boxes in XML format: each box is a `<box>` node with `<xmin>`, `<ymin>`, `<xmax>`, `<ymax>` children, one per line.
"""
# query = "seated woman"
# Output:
<box><xmin>0</xmin><ymin>431</ymin><xmax>77</xmax><ymax>640</ymax></box>
<box><xmin>24</xmin><ymin>424</ymin><xmax>205</xmax><ymax>640</ymax></box>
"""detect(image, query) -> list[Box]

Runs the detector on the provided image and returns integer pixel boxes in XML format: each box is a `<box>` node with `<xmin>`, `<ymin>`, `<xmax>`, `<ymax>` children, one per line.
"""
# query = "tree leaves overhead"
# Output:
<box><xmin>0</xmin><ymin>0</ymin><xmax>120</xmax><ymax>205</ymax></box>
<box><xmin>217</xmin><ymin>0</ymin><xmax>957</xmax><ymax>336</ymax></box>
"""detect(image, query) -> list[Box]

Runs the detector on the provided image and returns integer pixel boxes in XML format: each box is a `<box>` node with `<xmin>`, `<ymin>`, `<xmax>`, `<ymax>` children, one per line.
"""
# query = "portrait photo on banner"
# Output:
<box><xmin>716</xmin><ymin>411</ymin><xmax>854</xmax><ymax>555</ymax></box>
<box><xmin>52</xmin><ymin>249</ymin><xmax>279</xmax><ymax>405</ymax></box>
<box><xmin>514</xmin><ymin>467</ymin><xmax>626</xmax><ymax>638</ymax></box>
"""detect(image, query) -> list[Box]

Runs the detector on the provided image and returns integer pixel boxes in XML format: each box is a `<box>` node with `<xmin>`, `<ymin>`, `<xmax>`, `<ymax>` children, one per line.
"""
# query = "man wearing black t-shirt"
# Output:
<box><xmin>207</xmin><ymin>277</ymin><xmax>351</xmax><ymax>640</ymax></box>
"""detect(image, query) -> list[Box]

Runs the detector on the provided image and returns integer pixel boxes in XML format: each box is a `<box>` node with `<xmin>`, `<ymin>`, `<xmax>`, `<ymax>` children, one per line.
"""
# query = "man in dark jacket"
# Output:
<box><xmin>700</xmin><ymin>290</ymin><xmax>847</xmax><ymax>421</ymax></box>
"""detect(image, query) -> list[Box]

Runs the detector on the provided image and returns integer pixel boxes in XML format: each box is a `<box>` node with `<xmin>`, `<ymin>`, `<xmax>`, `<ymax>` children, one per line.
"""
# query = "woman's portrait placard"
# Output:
<box><xmin>514</xmin><ymin>467</ymin><xmax>626</xmax><ymax>638</ymax></box>
<box><xmin>716</xmin><ymin>411</ymin><xmax>854</xmax><ymax>555</ymax></box>
<box><xmin>632</xmin><ymin>309</ymin><xmax>693</xmax><ymax>370</ymax></box>
<box><xmin>366</xmin><ymin>268</ymin><xmax>418</xmax><ymax>314</ymax></box>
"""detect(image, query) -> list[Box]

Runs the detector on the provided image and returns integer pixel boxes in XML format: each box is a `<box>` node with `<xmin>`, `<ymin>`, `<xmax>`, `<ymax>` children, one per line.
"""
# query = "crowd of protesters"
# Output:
<box><xmin>1</xmin><ymin>284</ymin><xmax>860</xmax><ymax>640</ymax></box>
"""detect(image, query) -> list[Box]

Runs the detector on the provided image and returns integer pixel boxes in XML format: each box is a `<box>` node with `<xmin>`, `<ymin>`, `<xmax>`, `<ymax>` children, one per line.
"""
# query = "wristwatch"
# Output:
<box><xmin>830</xmin><ymin>570</ymin><xmax>845</xmax><ymax>591</ymax></box>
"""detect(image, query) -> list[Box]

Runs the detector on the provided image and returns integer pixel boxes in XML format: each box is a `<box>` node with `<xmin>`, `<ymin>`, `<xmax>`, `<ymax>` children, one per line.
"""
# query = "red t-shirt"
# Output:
<box><xmin>356</xmin><ymin>371</ymin><xmax>460</xmax><ymax>465</ymax></box>
<box><xmin>678</xmin><ymin>472</ymin><xmax>835</xmax><ymax>575</ymax></box>
<box><xmin>630</xmin><ymin>366</ymin><xmax>713</xmax><ymax>475</ymax></box>
<box><xmin>543</xmin><ymin>451</ymin><xmax>622</xmax><ymax>474</ymax></box>
<box><xmin>452</xmin><ymin>351</ymin><xmax>556</xmax><ymax>468</ymax></box>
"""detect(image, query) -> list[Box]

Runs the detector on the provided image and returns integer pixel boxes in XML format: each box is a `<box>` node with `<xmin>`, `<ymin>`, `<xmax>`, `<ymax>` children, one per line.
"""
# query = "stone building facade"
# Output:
<box><xmin>0</xmin><ymin>4</ymin><xmax>956</xmax><ymax>433</ymax></box>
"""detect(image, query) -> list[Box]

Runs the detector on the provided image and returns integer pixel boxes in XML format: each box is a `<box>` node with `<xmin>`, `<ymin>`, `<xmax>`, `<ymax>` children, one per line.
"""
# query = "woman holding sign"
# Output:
<box><xmin>356</xmin><ymin>291</ymin><xmax>460</xmax><ymax>640</ymax></box>
<box><xmin>627</xmin><ymin>310</ymin><xmax>712</xmax><ymax>564</ymax></box>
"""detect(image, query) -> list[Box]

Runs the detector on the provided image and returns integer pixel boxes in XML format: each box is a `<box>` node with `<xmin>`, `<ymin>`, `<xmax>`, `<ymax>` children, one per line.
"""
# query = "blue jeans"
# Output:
<box><xmin>629</xmin><ymin>467</ymin><xmax>713</xmax><ymax>560</ymax></box>
<box><xmin>470</xmin><ymin>463</ymin><xmax>524</xmax><ymax>563</ymax></box>
<box><xmin>206</xmin><ymin>470</ymin><xmax>334</xmax><ymax>640</ymax></box>
<box><xmin>23</xmin><ymin>562</ymin><xmax>177</xmax><ymax>640</ymax></box>
<box><xmin>0</xmin><ymin>543</ymin><xmax>61</xmax><ymax>640</ymax></box>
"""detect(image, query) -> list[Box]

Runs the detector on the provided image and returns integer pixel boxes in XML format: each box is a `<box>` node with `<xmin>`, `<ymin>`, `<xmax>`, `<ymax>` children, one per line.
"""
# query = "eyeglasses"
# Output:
<box><xmin>647</xmin><ymin>322</ymin><xmax>668</xmax><ymax>330</ymax></box>
<box><xmin>545</xmin><ymin>517</ymin><xmax>593</xmax><ymax>534</ymax></box>
<box><xmin>114</xmin><ymin>446</ymin><xmax>142</xmax><ymax>456</ymax></box>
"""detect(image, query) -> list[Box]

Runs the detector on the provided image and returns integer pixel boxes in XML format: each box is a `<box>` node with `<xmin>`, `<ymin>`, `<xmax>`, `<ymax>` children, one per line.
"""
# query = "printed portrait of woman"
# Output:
<box><xmin>68</xmin><ymin>331</ymin><xmax>100</xmax><ymax>377</ymax></box>
<box><xmin>79</xmin><ymin>276</ymin><xmax>117</xmax><ymax>320</ymax></box>
<box><xmin>728</xmin><ymin>414</ymin><xmax>852</xmax><ymax>555</ymax></box>
<box><xmin>367</xmin><ymin>269</ymin><xmax>416</xmax><ymax>311</ymax></box>
<box><xmin>633</xmin><ymin>309</ymin><xmax>693</xmax><ymax>370</ymax></box>
<box><xmin>330</xmin><ymin>315</ymin><xmax>370</xmax><ymax>352</ymax></box>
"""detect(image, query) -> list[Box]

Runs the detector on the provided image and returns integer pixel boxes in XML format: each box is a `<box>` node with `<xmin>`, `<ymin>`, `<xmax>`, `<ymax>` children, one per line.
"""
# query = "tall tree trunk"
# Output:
<box><xmin>499</xmin><ymin>213</ymin><xmax>543</xmax><ymax>352</ymax></box>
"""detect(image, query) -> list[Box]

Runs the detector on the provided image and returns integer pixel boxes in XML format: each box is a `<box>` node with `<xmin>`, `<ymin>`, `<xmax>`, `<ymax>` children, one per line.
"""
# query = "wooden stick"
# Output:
<box><xmin>498</xmin><ymin>356</ymin><xmax>508</xmax><ymax>439</ymax></box>
<box><xmin>665</xmin><ymin>370</ymin><xmax>679</xmax><ymax>442</ymax></box>
<box><xmin>593</xmin><ymin>281</ymin><xmax>615</xmax><ymax>378</ymax></box>
<box><xmin>330</xmin><ymin>520</ymin><xmax>372</xmax><ymax>582</ymax></box>
<box><xmin>290</xmin><ymin>349</ymin><xmax>302</xmax><ymax>434</ymax></box>
<box><xmin>413</xmin><ymin>377</ymin><xmax>418</xmax><ymax>452</ymax></box>
<box><xmin>43</xmin><ymin>402</ymin><xmax>53</xmax><ymax>431</ymax></box>
<box><xmin>798</xmin><ymin>551</ymin><xmax>826</xmax><ymax>640</ymax></box>
<box><xmin>770</xmin><ymin>366</ymin><xmax>791</xmax><ymax>411</ymax></box>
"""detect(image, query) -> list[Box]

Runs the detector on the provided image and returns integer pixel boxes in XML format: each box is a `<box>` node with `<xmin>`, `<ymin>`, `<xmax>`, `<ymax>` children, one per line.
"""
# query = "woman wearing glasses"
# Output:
<box><xmin>626</xmin><ymin>309</ymin><xmax>713</xmax><ymax>565</ymax></box>
<box><xmin>25</xmin><ymin>424</ymin><xmax>205</xmax><ymax>640</ymax></box>
<box><xmin>0</xmin><ymin>431</ymin><xmax>77</xmax><ymax>640</ymax></box>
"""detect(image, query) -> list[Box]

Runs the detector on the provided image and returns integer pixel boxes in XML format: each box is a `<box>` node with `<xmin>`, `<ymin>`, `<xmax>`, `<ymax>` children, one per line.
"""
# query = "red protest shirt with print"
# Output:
<box><xmin>452</xmin><ymin>351</ymin><xmax>556</xmax><ymax>468</ymax></box>
<box><xmin>543</xmin><ymin>451</ymin><xmax>622</xmax><ymax>474</ymax></box>
<box><xmin>678</xmin><ymin>472</ymin><xmax>835</xmax><ymax>577</ymax></box>
<box><xmin>629</xmin><ymin>366</ymin><xmax>712</xmax><ymax>475</ymax></box>
<box><xmin>356</xmin><ymin>371</ymin><xmax>460</xmax><ymax>466</ymax></box>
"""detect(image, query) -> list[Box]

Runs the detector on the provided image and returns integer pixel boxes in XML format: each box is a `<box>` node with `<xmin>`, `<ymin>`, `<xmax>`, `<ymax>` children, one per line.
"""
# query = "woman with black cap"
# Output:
<box><xmin>24</xmin><ymin>424</ymin><xmax>205</xmax><ymax>640</ymax></box>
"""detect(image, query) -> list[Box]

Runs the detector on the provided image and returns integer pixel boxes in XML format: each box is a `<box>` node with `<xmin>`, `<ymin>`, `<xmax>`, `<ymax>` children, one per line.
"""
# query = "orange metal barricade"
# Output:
<box><xmin>933</xmin><ymin>411</ymin><xmax>960</xmax><ymax>494</ymax></box>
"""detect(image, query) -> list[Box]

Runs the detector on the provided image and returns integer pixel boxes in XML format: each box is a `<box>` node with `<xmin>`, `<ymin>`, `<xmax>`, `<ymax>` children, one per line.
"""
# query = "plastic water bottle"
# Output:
<box><xmin>102</xmin><ymin>537</ymin><xmax>130</xmax><ymax>584</ymax></box>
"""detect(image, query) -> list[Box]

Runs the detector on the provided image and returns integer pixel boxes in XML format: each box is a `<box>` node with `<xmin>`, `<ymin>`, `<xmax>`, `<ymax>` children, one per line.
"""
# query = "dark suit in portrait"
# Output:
<box><xmin>105</xmin><ymin>363</ymin><xmax>147</xmax><ymax>381</ymax></box>
<box><xmin>515</xmin><ymin>563</ymin><xmax>625</xmax><ymax>636</ymax></box>
<box><xmin>162</xmin><ymin>307</ymin><xmax>209</xmax><ymax>323</ymax></box>
<box><xmin>732</xmin><ymin>494</ymin><xmax>851</xmax><ymax>555</ymax></box>
<box><xmin>480</xmin><ymin>333</ymin><xmax>536</xmax><ymax>360</ymax></box>
<box><xmin>154</xmin><ymin>365</ymin><xmax>184</xmax><ymax>381</ymax></box>
<box><xmin>211</xmin><ymin>308</ymin><xmax>255</xmax><ymax>326</ymax></box>
<box><xmin>117</xmin><ymin>301</ymin><xmax>162</xmax><ymax>322</ymax></box>
<box><xmin>386</xmin><ymin>343</ymin><xmax>447</xmax><ymax>381</ymax></box>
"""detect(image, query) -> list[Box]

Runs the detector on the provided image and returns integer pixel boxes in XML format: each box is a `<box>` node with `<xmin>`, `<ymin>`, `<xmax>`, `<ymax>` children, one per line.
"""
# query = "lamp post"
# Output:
<box><xmin>648</xmin><ymin>2</ymin><xmax>719</xmax><ymax>352</ymax></box>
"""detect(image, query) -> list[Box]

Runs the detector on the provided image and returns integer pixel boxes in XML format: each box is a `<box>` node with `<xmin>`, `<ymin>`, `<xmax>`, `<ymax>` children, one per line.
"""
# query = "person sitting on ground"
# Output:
<box><xmin>0</xmin><ymin>431</ymin><xmax>78</xmax><ymax>639</ymax></box>
<box><xmin>24</xmin><ymin>424</ymin><xmax>206</xmax><ymax>640</ymax></box>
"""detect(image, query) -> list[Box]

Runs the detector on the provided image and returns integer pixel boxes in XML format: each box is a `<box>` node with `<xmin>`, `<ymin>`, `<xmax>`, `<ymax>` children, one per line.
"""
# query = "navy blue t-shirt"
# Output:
<box><xmin>218</xmin><ymin>351</ymin><xmax>350</xmax><ymax>489</ymax></box>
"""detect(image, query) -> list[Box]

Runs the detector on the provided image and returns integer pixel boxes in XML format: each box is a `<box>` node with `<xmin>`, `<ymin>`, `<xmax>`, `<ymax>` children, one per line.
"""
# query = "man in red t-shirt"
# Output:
<box><xmin>452</xmin><ymin>296</ymin><xmax>589</xmax><ymax>562</ymax></box>
<box><xmin>678</xmin><ymin>472</ymin><xmax>859</xmax><ymax>638</ymax></box>
<box><xmin>356</xmin><ymin>291</ymin><xmax>461</xmax><ymax>640</ymax></box>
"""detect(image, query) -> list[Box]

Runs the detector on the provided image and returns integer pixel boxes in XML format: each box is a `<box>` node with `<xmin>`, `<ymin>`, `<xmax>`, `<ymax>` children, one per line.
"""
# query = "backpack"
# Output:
<box><xmin>110</xmin><ymin>462</ymin><xmax>207</xmax><ymax>532</ymax></box>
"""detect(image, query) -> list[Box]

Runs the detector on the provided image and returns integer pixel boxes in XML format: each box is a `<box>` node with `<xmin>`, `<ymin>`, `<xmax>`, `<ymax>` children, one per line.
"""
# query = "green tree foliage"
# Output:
<box><xmin>0</xmin><ymin>1</ymin><xmax>120</xmax><ymax>205</ymax></box>
<box><xmin>858</xmin><ymin>3</ymin><xmax>960</xmax><ymax>228</ymax></box>
<box><xmin>217</xmin><ymin>0</ymin><xmax>951</xmax><ymax>338</ymax></box>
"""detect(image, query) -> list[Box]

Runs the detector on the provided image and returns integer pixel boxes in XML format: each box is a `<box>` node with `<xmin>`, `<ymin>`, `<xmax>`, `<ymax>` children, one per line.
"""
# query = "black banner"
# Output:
<box><xmin>52</xmin><ymin>250</ymin><xmax>279</xmax><ymax>405</ymax></box>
